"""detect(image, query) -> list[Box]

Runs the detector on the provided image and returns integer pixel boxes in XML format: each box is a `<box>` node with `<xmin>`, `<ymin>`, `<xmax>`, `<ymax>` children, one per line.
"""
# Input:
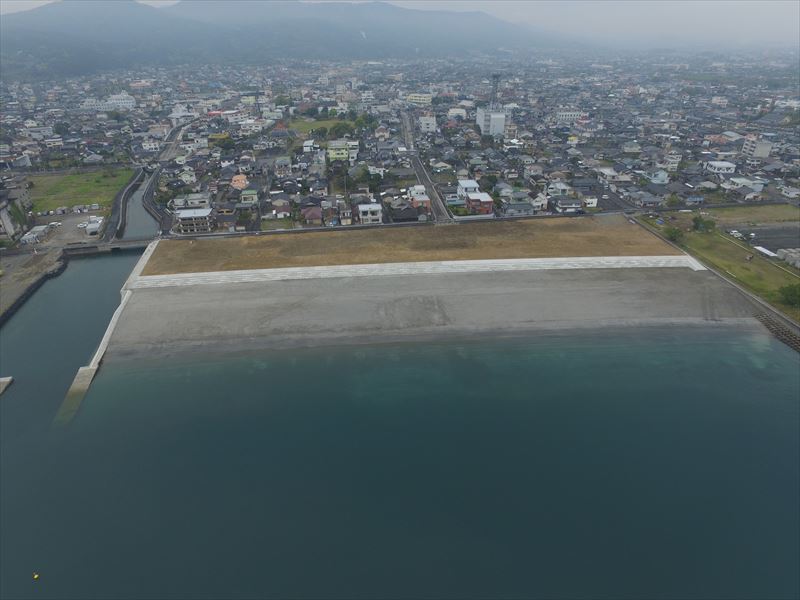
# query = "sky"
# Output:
<box><xmin>1</xmin><ymin>0</ymin><xmax>798</xmax><ymax>49</ymax></box>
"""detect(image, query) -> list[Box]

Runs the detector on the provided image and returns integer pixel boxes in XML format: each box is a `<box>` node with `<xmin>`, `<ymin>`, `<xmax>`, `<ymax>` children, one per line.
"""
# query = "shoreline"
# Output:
<box><xmin>102</xmin><ymin>316</ymin><xmax>768</xmax><ymax>365</ymax></box>
<box><xmin>103</xmin><ymin>264</ymin><xmax>767</xmax><ymax>364</ymax></box>
<box><xmin>0</xmin><ymin>250</ymin><xmax>66</xmax><ymax>328</ymax></box>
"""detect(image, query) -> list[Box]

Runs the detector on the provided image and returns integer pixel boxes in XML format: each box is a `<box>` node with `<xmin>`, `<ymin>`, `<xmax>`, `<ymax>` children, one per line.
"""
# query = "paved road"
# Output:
<box><xmin>410</xmin><ymin>154</ymin><xmax>453</xmax><ymax>223</ymax></box>
<box><xmin>401</xmin><ymin>111</ymin><xmax>453</xmax><ymax>223</ymax></box>
<box><xmin>130</xmin><ymin>255</ymin><xmax>705</xmax><ymax>289</ymax></box>
<box><xmin>158</xmin><ymin>120</ymin><xmax>197</xmax><ymax>163</ymax></box>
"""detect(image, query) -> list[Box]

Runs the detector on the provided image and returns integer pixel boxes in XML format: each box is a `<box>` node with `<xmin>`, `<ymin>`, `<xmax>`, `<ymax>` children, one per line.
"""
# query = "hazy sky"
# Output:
<box><xmin>1</xmin><ymin>0</ymin><xmax>798</xmax><ymax>49</ymax></box>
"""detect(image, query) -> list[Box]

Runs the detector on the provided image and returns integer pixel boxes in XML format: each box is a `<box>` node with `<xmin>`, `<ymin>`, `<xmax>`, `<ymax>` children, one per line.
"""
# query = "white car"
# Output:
<box><xmin>77</xmin><ymin>222</ymin><xmax>88</xmax><ymax>229</ymax></box>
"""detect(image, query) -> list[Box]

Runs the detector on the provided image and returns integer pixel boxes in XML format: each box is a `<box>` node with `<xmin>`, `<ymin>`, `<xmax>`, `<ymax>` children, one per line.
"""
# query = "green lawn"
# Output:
<box><xmin>640</xmin><ymin>215</ymin><xmax>800</xmax><ymax>322</ymax></box>
<box><xmin>28</xmin><ymin>169</ymin><xmax>134</xmax><ymax>212</ymax></box>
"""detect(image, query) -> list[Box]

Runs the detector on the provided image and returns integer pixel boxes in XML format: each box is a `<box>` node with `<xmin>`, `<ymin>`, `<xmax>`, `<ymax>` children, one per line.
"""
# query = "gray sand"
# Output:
<box><xmin>104</xmin><ymin>267</ymin><xmax>761</xmax><ymax>360</ymax></box>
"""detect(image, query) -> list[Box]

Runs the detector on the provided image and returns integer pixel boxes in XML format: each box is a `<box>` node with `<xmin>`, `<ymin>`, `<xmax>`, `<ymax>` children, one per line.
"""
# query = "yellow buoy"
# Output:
<box><xmin>33</xmin><ymin>572</ymin><xmax>40</xmax><ymax>581</ymax></box>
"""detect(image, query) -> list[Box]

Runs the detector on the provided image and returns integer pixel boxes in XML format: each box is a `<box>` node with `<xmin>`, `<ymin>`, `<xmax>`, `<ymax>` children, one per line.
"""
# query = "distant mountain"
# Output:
<box><xmin>1</xmin><ymin>0</ymin><xmax>558</xmax><ymax>79</ymax></box>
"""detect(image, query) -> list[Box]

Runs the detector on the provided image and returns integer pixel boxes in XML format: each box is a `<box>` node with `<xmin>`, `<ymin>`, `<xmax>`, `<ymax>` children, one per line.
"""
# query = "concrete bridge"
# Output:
<box><xmin>62</xmin><ymin>238</ymin><xmax>156</xmax><ymax>256</ymax></box>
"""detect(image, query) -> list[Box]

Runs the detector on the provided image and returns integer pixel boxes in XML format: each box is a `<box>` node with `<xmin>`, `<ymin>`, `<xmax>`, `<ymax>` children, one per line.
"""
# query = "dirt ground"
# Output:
<box><xmin>143</xmin><ymin>215</ymin><xmax>679</xmax><ymax>276</ymax></box>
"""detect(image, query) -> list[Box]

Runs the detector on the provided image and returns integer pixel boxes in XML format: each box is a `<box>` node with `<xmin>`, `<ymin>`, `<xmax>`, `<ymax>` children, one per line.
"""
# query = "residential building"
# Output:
<box><xmin>555</xmin><ymin>108</ymin><xmax>583</xmax><ymax>123</ymax></box>
<box><xmin>357</xmin><ymin>202</ymin><xmax>383</xmax><ymax>224</ymax></box>
<box><xmin>418</xmin><ymin>115</ymin><xmax>436</xmax><ymax>133</ymax></box>
<box><xmin>457</xmin><ymin>179</ymin><xmax>480</xmax><ymax>200</ymax></box>
<box><xmin>406</xmin><ymin>93</ymin><xmax>433</xmax><ymax>106</ymax></box>
<box><xmin>476</xmin><ymin>106</ymin><xmax>506</xmax><ymax>136</ymax></box>
<box><xmin>705</xmin><ymin>161</ymin><xmax>736</xmax><ymax>175</ymax></box>
<box><xmin>327</xmin><ymin>139</ymin><xmax>350</xmax><ymax>162</ymax></box>
<box><xmin>741</xmin><ymin>135</ymin><xmax>772</xmax><ymax>159</ymax></box>
<box><xmin>175</xmin><ymin>208</ymin><xmax>214</xmax><ymax>234</ymax></box>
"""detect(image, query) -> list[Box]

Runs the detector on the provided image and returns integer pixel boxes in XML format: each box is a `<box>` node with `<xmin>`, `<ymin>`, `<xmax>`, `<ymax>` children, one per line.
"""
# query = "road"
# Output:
<box><xmin>158</xmin><ymin>119</ymin><xmax>198</xmax><ymax>163</ymax></box>
<box><xmin>401</xmin><ymin>111</ymin><xmax>453</xmax><ymax>223</ymax></box>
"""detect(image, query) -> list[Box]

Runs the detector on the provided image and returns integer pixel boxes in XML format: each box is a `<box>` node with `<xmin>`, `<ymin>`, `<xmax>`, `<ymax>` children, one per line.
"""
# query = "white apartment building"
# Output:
<box><xmin>705</xmin><ymin>161</ymin><xmax>736</xmax><ymax>175</ymax></box>
<box><xmin>106</xmin><ymin>92</ymin><xmax>136</xmax><ymax>110</ymax></box>
<box><xmin>447</xmin><ymin>107</ymin><xmax>467</xmax><ymax>120</ymax></box>
<box><xmin>418</xmin><ymin>115</ymin><xmax>436</xmax><ymax>133</ymax></box>
<box><xmin>741</xmin><ymin>136</ymin><xmax>772</xmax><ymax>159</ymax></box>
<box><xmin>555</xmin><ymin>108</ymin><xmax>583</xmax><ymax>123</ymax></box>
<box><xmin>476</xmin><ymin>107</ymin><xmax>506</xmax><ymax>136</ymax></box>
<box><xmin>80</xmin><ymin>92</ymin><xmax>136</xmax><ymax>112</ymax></box>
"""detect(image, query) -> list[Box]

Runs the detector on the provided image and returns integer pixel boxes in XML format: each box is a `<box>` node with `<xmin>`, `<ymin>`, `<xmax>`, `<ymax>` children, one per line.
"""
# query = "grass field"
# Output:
<box><xmin>260</xmin><ymin>218</ymin><xmax>295</xmax><ymax>231</ymax></box>
<box><xmin>28</xmin><ymin>169</ymin><xmax>134</xmax><ymax>212</ymax></box>
<box><xmin>289</xmin><ymin>118</ymin><xmax>351</xmax><ymax>135</ymax></box>
<box><xmin>640</xmin><ymin>207</ymin><xmax>800</xmax><ymax>321</ymax></box>
<box><xmin>142</xmin><ymin>214</ymin><xmax>678</xmax><ymax>276</ymax></box>
<box><xmin>701</xmin><ymin>204</ymin><xmax>800</xmax><ymax>227</ymax></box>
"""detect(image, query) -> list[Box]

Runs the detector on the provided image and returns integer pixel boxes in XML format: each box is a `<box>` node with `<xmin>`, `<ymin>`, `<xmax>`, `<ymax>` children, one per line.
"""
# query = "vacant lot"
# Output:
<box><xmin>143</xmin><ymin>215</ymin><xmax>678</xmax><ymax>276</ymax></box>
<box><xmin>289</xmin><ymin>118</ymin><xmax>352</xmax><ymax>135</ymax></box>
<box><xmin>702</xmin><ymin>204</ymin><xmax>800</xmax><ymax>227</ymax></box>
<box><xmin>29</xmin><ymin>169</ymin><xmax>134</xmax><ymax>212</ymax></box>
<box><xmin>641</xmin><ymin>207</ymin><xmax>800</xmax><ymax>321</ymax></box>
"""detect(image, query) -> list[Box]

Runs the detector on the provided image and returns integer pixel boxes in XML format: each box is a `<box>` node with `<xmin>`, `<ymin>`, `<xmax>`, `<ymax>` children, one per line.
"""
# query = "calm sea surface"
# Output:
<box><xmin>2</xmin><ymin>288</ymin><xmax>798</xmax><ymax>599</ymax></box>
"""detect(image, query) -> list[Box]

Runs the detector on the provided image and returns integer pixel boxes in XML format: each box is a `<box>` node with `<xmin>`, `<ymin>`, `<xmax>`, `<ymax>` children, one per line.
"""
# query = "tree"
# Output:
<box><xmin>315</xmin><ymin>127</ymin><xmax>328</xmax><ymax>140</ymax></box>
<box><xmin>329</xmin><ymin>122</ymin><xmax>354</xmax><ymax>139</ymax></box>
<box><xmin>778</xmin><ymin>284</ymin><xmax>800</xmax><ymax>308</ymax></box>
<box><xmin>481</xmin><ymin>174</ymin><xmax>498</xmax><ymax>191</ymax></box>
<box><xmin>666</xmin><ymin>194</ymin><xmax>682</xmax><ymax>207</ymax></box>
<box><xmin>664</xmin><ymin>226</ymin><xmax>684</xmax><ymax>243</ymax></box>
<box><xmin>54</xmin><ymin>122</ymin><xmax>70</xmax><ymax>136</ymax></box>
<box><xmin>692</xmin><ymin>215</ymin><xmax>715</xmax><ymax>232</ymax></box>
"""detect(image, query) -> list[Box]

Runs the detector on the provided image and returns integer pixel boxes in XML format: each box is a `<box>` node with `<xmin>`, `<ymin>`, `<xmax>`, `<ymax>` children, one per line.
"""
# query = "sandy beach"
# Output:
<box><xmin>103</xmin><ymin>265</ymin><xmax>761</xmax><ymax>361</ymax></box>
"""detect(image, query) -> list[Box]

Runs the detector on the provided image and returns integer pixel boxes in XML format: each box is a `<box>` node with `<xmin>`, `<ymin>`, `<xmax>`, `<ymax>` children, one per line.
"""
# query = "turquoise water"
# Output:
<box><xmin>2</xmin><ymin>327</ymin><xmax>798</xmax><ymax>599</ymax></box>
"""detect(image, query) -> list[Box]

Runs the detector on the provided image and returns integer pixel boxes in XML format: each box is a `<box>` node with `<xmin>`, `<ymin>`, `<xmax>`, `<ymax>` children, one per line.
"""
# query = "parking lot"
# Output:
<box><xmin>733</xmin><ymin>223</ymin><xmax>800</xmax><ymax>252</ymax></box>
<box><xmin>33</xmin><ymin>211</ymin><xmax>107</xmax><ymax>249</ymax></box>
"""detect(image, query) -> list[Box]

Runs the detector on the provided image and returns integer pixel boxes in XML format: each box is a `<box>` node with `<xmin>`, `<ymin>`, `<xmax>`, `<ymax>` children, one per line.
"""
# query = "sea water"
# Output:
<box><xmin>2</xmin><ymin>327</ymin><xmax>798</xmax><ymax>599</ymax></box>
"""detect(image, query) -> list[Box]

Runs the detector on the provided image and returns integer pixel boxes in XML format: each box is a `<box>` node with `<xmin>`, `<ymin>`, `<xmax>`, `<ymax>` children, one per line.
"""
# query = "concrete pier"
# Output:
<box><xmin>54</xmin><ymin>241</ymin><xmax>160</xmax><ymax>425</ymax></box>
<box><xmin>0</xmin><ymin>376</ymin><xmax>14</xmax><ymax>396</ymax></box>
<box><xmin>54</xmin><ymin>366</ymin><xmax>97</xmax><ymax>426</ymax></box>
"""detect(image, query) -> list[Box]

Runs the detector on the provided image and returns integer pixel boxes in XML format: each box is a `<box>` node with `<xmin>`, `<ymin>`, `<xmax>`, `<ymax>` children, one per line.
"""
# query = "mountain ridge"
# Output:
<box><xmin>1</xmin><ymin>0</ymin><xmax>559</xmax><ymax>79</ymax></box>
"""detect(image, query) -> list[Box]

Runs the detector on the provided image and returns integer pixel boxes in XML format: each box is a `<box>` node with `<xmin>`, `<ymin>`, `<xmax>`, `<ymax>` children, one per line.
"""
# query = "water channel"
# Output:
<box><xmin>0</xmin><ymin>185</ymin><xmax>157</xmax><ymax>438</ymax></box>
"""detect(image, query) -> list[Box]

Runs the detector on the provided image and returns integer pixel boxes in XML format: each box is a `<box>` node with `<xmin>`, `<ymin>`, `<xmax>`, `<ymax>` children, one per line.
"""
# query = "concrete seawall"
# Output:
<box><xmin>0</xmin><ymin>252</ymin><xmax>67</xmax><ymax>327</ymax></box>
